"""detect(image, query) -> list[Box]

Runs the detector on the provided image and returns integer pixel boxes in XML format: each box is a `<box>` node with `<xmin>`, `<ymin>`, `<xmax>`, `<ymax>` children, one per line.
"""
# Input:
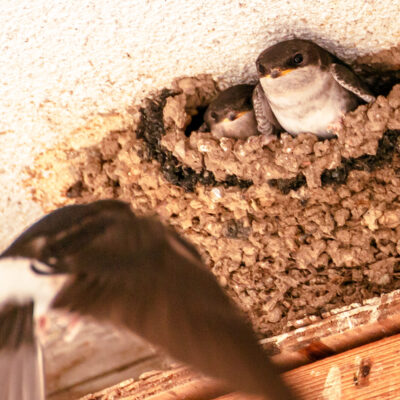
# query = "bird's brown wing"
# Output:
<box><xmin>330</xmin><ymin>63</ymin><xmax>376</xmax><ymax>103</ymax></box>
<box><xmin>53</xmin><ymin>236</ymin><xmax>296</xmax><ymax>399</ymax></box>
<box><xmin>252</xmin><ymin>83</ymin><xmax>281</xmax><ymax>136</ymax></box>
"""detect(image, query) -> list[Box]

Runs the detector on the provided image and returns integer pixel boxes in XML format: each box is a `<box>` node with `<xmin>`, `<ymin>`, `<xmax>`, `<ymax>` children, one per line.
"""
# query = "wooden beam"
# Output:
<box><xmin>283</xmin><ymin>333</ymin><xmax>400</xmax><ymax>400</ymax></box>
<box><xmin>81</xmin><ymin>333</ymin><xmax>400</xmax><ymax>399</ymax></box>
<box><xmin>261</xmin><ymin>289</ymin><xmax>400</xmax><ymax>370</ymax></box>
<box><xmin>79</xmin><ymin>366</ymin><xmax>226</xmax><ymax>400</ymax></box>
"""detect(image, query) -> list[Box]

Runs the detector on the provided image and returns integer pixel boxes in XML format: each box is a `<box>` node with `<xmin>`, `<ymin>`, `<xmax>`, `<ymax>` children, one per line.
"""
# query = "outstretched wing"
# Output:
<box><xmin>330</xmin><ymin>63</ymin><xmax>376</xmax><ymax>103</ymax></box>
<box><xmin>1</xmin><ymin>199</ymin><xmax>297</xmax><ymax>400</ymax></box>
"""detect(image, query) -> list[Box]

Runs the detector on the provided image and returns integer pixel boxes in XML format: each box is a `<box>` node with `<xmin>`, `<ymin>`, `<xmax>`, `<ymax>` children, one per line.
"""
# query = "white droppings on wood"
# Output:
<box><xmin>322</xmin><ymin>365</ymin><xmax>342</xmax><ymax>400</ymax></box>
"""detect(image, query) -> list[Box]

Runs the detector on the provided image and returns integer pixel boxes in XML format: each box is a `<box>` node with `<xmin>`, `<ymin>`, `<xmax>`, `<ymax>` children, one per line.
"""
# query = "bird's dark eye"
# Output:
<box><xmin>210</xmin><ymin>111</ymin><xmax>217</xmax><ymax>120</ymax></box>
<box><xmin>227</xmin><ymin>112</ymin><xmax>236</xmax><ymax>121</ymax></box>
<box><xmin>244</xmin><ymin>96</ymin><xmax>252</xmax><ymax>109</ymax></box>
<box><xmin>293</xmin><ymin>53</ymin><xmax>303</xmax><ymax>65</ymax></box>
<box><xmin>257</xmin><ymin>63</ymin><xmax>267</xmax><ymax>76</ymax></box>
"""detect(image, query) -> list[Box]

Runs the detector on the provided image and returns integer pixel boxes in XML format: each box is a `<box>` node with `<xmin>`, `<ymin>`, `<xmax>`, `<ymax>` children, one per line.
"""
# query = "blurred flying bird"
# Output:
<box><xmin>0</xmin><ymin>199</ymin><xmax>297</xmax><ymax>400</ymax></box>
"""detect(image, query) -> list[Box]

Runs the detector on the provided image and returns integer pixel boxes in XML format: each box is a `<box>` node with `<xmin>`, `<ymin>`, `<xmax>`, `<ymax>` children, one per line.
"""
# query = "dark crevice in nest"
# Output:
<box><xmin>184</xmin><ymin>106</ymin><xmax>207</xmax><ymax>137</ymax></box>
<box><xmin>322</xmin><ymin>130</ymin><xmax>400</xmax><ymax>183</ymax></box>
<box><xmin>269</xmin><ymin>130</ymin><xmax>400</xmax><ymax>194</ymax></box>
<box><xmin>66</xmin><ymin>180</ymin><xmax>84</xmax><ymax>198</ymax></box>
<box><xmin>136</xmin><ymin>89</ymin><xmax>252</xmax><ymax>192</ymax></box>
<box><xmin>135</xmin><ymin>86</ymin><xmax>400</xmax><ymax>194</ymax></box>
<box><xmin>268</xmin><ymin>174</ymin><xmax>307</xmax><ymax>195</ymax></box>
<box><xmin>355</xmin><ymin>67</ymin><xmax>400</xmax><ymax>97</ymax></box>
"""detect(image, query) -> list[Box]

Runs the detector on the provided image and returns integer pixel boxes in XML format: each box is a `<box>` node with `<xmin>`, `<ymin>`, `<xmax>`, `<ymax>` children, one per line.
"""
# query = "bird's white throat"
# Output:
<box><xmin>0</xmin><ymin>257</ymin><xmax>67</xmax><ymax>317</ymax></box>
<box><xmin>260</xmin><ymin>65</ymin><xmax>331</xmax><ymax>105</ymax></box>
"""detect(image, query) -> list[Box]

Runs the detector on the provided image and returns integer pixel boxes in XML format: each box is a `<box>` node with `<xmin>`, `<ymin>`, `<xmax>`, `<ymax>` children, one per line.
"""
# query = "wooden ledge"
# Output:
<box><xmin>81</xmin><ymin>333</ymin><xmax>400</xmax><ymax>399</ymax></box>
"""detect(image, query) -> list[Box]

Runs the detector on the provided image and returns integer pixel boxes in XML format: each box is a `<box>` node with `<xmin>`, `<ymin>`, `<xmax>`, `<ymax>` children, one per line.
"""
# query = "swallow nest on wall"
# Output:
<box><xmin>29</xmin><ymin>67</ymin><xmax>400</xmax><ymax>337</ymax></box>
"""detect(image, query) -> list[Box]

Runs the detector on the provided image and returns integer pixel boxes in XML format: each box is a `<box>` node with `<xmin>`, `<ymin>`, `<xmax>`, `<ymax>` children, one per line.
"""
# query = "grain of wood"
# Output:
<box><xmin>81</xmin><ymin>334</ymin><xmax>400</xmax><ymax>400</ymax></box>
<box><xmin>221</xmin><ymin>335</ymin><xmax>400</xmax><ymax>400</ymax></box>
<box><xmin>262</xmin><ymin>289</ymin><xmax>400</xmax><ymax>370</ymax></box>
<box><xmin>79</xmin><ymin>366</ymin><xmax>227</xmax><ymax>400</ymax></box>
<box><xmin>282</xmin><ymin>333</ymin><xmax>400</xmax><ymax>400</ymax></box>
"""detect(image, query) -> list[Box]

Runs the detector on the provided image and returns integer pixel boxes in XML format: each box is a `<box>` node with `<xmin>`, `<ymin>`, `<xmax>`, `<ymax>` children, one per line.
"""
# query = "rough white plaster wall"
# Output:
<box><xmin>0</xmin><ymin>0</ymin><xmax>399</xmax><ymax>249</ymax></box>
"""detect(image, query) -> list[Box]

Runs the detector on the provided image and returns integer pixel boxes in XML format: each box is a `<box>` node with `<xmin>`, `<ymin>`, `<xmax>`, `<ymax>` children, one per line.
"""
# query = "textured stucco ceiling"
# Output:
<box><xmin>0</xmin><ymin>0</ymin><xmax>399</xmax><ymax>249</ymax></box>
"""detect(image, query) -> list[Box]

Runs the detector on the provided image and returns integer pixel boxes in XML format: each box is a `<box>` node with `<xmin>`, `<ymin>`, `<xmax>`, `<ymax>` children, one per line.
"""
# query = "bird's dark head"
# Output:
<box><xmin>203</xmin><ymin>84</ymin><xmax>258</xmax><ymax>139</ymax></box>
<box><xmin>204</xmin><ymin>84</ymin><xmax>255</xmax><ymax>127</ymax></box>
<box><xmin>1</xmin><ymin>200</ymin><xmax>135</xmax><ymax>273</ymax></box>
<box><xmin>256</xmin><ymin>39</ymin><xmax>329</xmax><ymax>80</ymax></box>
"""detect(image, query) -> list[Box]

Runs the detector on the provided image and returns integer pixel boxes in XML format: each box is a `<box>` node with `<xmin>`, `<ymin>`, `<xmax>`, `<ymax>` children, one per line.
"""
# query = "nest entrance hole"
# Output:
<box><xmin>184</xmin><ymin>106</ymin><xmax>207</xmax><ymax>137</ymax></box>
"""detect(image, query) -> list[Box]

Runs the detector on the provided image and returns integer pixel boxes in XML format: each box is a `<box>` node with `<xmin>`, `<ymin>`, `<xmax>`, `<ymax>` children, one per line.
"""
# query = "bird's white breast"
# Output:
<box><xmin>0</xmin><ymin>258</ymin><xmax>67</xmax><ymax>317</ymax></box>
<box><xmin>260</xmin><ymin>66</ymin><xmax>356</xmax><ymax>137</ymax></box>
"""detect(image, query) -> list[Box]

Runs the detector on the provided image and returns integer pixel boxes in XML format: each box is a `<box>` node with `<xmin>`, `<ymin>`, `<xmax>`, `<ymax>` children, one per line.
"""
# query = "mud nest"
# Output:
<box><xmin>29</xmin><ymin>63</ymin><xmax>400</xmax><ymax>337</ymax></box>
